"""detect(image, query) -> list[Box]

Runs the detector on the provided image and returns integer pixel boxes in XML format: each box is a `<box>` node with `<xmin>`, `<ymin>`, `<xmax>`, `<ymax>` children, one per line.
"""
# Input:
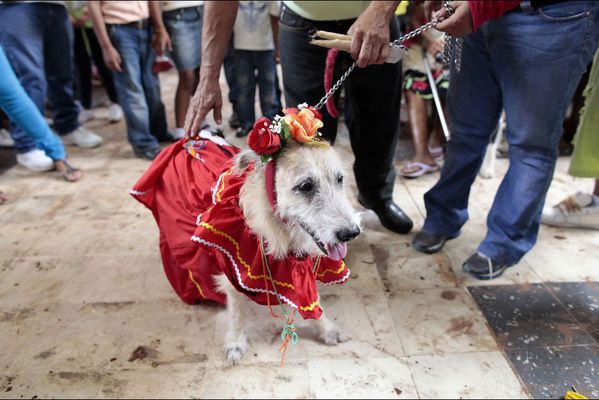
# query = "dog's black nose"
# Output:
<box><xmin>336</xmin><ymin>225</ymin><xmax>361</xmax><ymax>242</ymax></box>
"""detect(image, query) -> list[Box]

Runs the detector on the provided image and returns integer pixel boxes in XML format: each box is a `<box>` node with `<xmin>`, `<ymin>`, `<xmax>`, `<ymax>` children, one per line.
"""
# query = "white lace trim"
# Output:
<box><xmin>196</xmin><ymin>213</ymin><xmax>203</xmax><ymax>226</ymax></box>
<box><xmin>211</xmin><ymin>171</ymin><xmax>227</xmax><ymax>205</ymax></box>
<box><xmin>129</xmin><ymin>189</ymin><xmax>148</xmax><ymax>196</ymax></box>
<box><xmin>190</xmin><ymin>235</ymin><xmax>299</xmax><ymax>311</ymax></box>
<box><xmin>321</xmin><ymin>268</ymin><xmax>351</xmax><ymax>286</ymax></box>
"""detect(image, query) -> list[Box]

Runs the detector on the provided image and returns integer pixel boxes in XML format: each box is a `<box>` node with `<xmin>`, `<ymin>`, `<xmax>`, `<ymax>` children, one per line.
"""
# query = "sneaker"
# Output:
<box><xmin>235</xmin><ymin>126</ymin><xmax>250</xmax><ymax>138</ymax></box>
<box><xmin>107</xmin><ymin>102</ymin><xmax>123</xmax><ymax>123</ymax></box>
<box><xmin>229</xmin><ymin>112</ymin><xmax>240</xmax><ymax>129</ymax></box>
<box><xmin>62</xmin><ymin>126</ymin><xmax>103</xmax><ymax>148</ymax></box>
<box><xmin>78</xmin><ymin>109</ymin><xmax>95</xmax><ymax>124</ymax></box>
<box><xmin>541</xmin><ymin>192</ymin><xmax>599</xmax><ymax>230</ymax></box>
<box><xmin>412</xmin><ymin>229</ymin><xmax>456</xmax><ymax>254</ymax></box>
<box><xmin>0</xmin><ymin>129</ymin><xmax>14</xmax><ymax>147</ymax></box>
<box><xmin>462</xmin><ymin>252</ymin><xmax>512</xmax><ymax>280</ymax></box>
<box><xmin>16</xmin><ymin>149</ymin><xmax>54</xmax><ymax>172</ymax></box>
<box><xmin>134</xmin><ymin>146</ymin><xmax>161</xmax><ymax>161</ymax></box>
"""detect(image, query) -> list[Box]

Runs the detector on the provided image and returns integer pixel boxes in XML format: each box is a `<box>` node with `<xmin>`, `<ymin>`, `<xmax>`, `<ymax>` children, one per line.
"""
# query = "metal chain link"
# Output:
<box><xmin>314</xmin><ymin>2</ymin><xmax>462</xmax><ymax>111</ymax></box>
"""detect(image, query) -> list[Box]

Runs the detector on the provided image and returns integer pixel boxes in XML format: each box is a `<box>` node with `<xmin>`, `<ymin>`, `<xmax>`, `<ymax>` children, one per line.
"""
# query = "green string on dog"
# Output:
<box><xmin>259</xmin><ymin>235</ymin><xmax>319</xmax><ymax>366</ymax></box>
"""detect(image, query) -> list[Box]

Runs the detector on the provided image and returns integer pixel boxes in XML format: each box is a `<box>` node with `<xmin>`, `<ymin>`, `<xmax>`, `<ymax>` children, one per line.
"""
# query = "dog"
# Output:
<box><xmin>217</xmin><ymin>141</ymin><xmax>361</xmax><ymax>363</ymax></box>
<box><xmin>131</xmin><ymin>126</ymin><xmax>361</xmax><ymax>365</ymax></box>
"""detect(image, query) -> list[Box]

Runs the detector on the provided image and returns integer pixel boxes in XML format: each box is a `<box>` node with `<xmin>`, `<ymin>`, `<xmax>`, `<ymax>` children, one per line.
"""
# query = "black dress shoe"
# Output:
<box><xmin>360</xmin><ymin>198</ymin><xmax>413</xmax><ymax>234</ymax></box>
<box><xmin>412</xmin><ymin>230</ymin><xmax>456</xmax><ymax>254</ymax></box>
<box><xmin>134</xmin><ymin>147</ymin><xmax>161</xmax><ymax>161</ymax></box>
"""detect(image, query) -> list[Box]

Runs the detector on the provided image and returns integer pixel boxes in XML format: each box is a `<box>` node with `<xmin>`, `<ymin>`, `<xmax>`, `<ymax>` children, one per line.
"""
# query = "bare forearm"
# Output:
<box><xmin>149</xmin><ymin>1</ymin><xmax>166</xmax><ymax>32</ymax></box>
<box><xmin>368</xmin><ymin>0</ymin><xmax>401</xmax><ymax>27</ymax></box>
<box><xmin>201</xmin><ymin>1</ymin><xmax>238</xmax><ymax>79</ymax></box>
<box><xmin>88</xmin><ymin>2</ymin><xmax>112</xmax><ymax>49</ymax></box>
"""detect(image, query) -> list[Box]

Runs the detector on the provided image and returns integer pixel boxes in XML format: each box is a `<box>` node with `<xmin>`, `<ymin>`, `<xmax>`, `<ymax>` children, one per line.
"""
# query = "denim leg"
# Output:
<box><xmin>256</xmin><ymin>50</ymin><xmax>281</xmax><ymax>120</ymax></box>
<box><xmin>0</xmin><ymin>3</ymin><xmax>46</xmax><ymax>153</ymax></box>
<box><xmin>0</xmin><ymin>47</ymin><xmax>65</xmax><ymax>160</ymax></box>
<box><xmin>139</xmin><ymin>27</ymin><xmax>168</xmax><ymax>140</ymax></box>
<box><xmin>43</xmin><ymin>4</ymin><xmax>79</xmax><ymax>135</ymax></box>
<box><xmin>478</xmin><ymin>2</ymin><xmax>599</xmax><ymax>264</ymax></box>
<box><xmin>109</xmin><ymin>25</ymin><xmax>158</xmax><ymax>151</ymax></box>
<box><xmin>422</xmin><ymin>27</ymin><xmax>502</xmax><ymax>237</ymax></box>
<box><xmin>235</xmin><ymin>50</ymin><xmax>257</xmax><ymax>130</ymax></box>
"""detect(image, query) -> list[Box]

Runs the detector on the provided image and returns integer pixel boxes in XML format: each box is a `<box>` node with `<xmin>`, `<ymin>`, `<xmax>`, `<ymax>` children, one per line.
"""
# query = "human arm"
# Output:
<box><xmin>347</xmin><ymin>1</ymin><xmax>400</xmax><ymax>68</ymax></box>
<box><xmin>149</xmin><ymin>1</ymin><xmax>172</xmax><ymax>56</ymax></box>
<box><xmin>88</xmin><ymin>2</ymin><xmax>122</xmax><ymax>72</ymax></box>
<box><xmin>184</xmin><ymin>1</ymin><xmax>238</xmax><ymax>135</ymax></box>
<box><xmin>433</xmin><ymin>0</ymin><xmax>520</xmax><ymax>36</ymax></box>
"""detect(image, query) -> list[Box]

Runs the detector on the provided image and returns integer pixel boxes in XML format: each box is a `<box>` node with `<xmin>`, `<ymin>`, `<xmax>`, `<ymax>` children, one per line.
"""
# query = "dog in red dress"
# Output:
<box><xmin>132</xmin><ymin>107</ymin><xmax>361</xmax><ymax>364</ymax></box>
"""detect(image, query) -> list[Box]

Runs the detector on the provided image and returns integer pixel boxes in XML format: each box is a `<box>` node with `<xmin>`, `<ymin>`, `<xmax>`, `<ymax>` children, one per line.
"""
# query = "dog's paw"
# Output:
<box><xmin>225</xmin><ymin>345</ymin><xmax>246</xmax><ymax>365</ymax></box>
<box><xmin>320</xmin><ymin>326</ymin><xmax>351</xmax><ymax>346</ymax></box>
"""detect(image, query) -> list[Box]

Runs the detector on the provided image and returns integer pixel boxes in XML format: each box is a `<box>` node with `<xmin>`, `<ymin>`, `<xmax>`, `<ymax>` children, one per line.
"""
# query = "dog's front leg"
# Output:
<box><xmin>224</xmin><ymin>288</ymin><xmax>248</xmax><ymax>364</ymax></box>
<box><xmin>314</xmin><ymin>308</ymin><xmax>350</xmax><ymax>346</ymax></box>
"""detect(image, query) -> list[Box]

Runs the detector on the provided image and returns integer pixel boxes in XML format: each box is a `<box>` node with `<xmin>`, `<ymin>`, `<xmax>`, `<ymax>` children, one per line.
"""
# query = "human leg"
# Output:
<box><xmin>256</xmin><ymin>50</ymin><xmax>282</xmax><ymax>120</ymax></box>
<box><xmin>108</xmin><ymin>25</ymin><xmax>159</xmax><ymax>153</ymax></box>
<box><xmin>234</xmin><ymin>50</ymin><xmax>257</xmax><ymax>134</ymax></box>
<box><xmin>477</xmin><ymin>2</ymin><xmax>599</xmax><ymax>267</ymax></box>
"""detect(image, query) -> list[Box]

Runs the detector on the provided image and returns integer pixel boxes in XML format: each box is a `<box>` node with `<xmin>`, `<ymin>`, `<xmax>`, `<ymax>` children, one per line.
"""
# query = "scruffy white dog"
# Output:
<box><xmin>213</xmin><ymin>141</ymin><xmax>361</xmax><ymax>364</ymax></box>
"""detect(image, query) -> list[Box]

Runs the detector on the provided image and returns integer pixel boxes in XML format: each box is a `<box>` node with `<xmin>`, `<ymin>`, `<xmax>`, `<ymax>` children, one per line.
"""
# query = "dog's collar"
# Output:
<box><xmin>264</xmin><ymin>158</ymin><xmax>278</xmax><ymax>214</ymax></box>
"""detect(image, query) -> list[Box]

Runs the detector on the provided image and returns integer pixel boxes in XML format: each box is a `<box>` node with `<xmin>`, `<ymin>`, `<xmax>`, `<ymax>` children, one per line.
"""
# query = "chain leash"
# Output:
<box><xmin>314</xmin><ymin>2</ymin><xmax>462</xmax><ymax>111</ymax></box>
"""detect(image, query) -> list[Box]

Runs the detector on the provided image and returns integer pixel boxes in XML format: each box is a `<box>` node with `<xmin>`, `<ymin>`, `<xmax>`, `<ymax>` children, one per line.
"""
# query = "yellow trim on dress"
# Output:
<box><xmin>316</xmin><ymin>260</ymin><xmax>346</xmax><ymax>278</ymax></box>
<box><xmin>215</xmin><ymin>169</ymin><xmax>232</xmax><ymax>203</ymax></box>
<box><xmin>198</xmin><ymin>221</ymin><xmax>295</xmax><ymax>290</ymax></box>
<box><xmin>188</xmin><ymin>270</ymin><xmax>207</xmax><ymax>299</ymax></box>
<box><xmin>299</xmin><ymin>299</ymin><xmax>320</xmax><ymax>312</ymax></box>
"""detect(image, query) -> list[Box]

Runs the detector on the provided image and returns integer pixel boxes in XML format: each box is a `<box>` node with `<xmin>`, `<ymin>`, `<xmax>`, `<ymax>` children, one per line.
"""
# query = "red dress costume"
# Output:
<box><xmin>130</xmin><ymin>131</ymin><xmax>350</xmax><ymax>320</ymax></box>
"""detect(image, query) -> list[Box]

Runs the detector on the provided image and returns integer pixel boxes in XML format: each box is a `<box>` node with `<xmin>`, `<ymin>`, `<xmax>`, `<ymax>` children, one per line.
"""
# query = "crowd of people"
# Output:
<box><xmin>0</xmin><ymin>0</ymin><xmax>598</xmax><ymax>280</ymax></box>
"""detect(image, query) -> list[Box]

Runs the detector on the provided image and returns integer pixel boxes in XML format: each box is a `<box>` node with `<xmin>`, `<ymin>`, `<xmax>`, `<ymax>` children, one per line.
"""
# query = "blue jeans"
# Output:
<box><xmin>108</xmin><ymin>24</ymin><xmax>167</xmax><ymax>151</ymax></box>
<box><xmin>0</xmin><ymin>2</ymin><xmax>79</xmax><ymax>154</ymax></box>
<box><xmin>423</xmin><ymin>1</ymin><xmax>599</xmax><ymax>265</ymax></box>
<box><xmin>0</xmin><ymin>46</ymin><xmax>65</xmax><ymax>160</ymax></box>
<box><xmin>234</xmin><ymin>50</ymin><xmax>281</xmax><ymax>129</ymax></box>
<box><xmin>163</xmin><ymin>5</ymin><xmax>203</xmax><ymax>71</ymax></box>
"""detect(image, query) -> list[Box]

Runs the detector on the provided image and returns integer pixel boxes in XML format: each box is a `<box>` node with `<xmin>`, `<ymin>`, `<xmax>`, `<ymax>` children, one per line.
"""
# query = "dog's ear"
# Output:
<box><xmin>232</xmin><ymin>149</ymin><xmax>259</xmax><ymax>174</ymax></box>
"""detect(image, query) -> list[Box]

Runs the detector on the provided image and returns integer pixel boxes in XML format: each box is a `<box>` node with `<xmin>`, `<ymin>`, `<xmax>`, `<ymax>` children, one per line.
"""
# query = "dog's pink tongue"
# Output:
<box><xmin>326</xmin><ymin>243</ymin><xmax>348</xmax><ymax>261</ymax></box>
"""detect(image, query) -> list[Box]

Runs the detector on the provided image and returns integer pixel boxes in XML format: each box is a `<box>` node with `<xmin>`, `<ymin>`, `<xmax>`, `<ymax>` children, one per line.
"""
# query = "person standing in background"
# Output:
<box><xmin>67</xmin><ymin>0</ymin><xmax>123</xmax><ymax>124</ymax></box>
<box><xmin>0</xmin><ymin>0</ymin><xmax>103</xmax><ymax>172</ymax></box>
<box><xmin>159</xmin><ymin>1</ymin><xmax>204</xmax><ymax>140</ymax></box>
<box><xmin>232</xmin><ymin>0</ymin><xmax>281</xmax><ymax>138</ymax></box>
<box><xmin>88</xmin><ymin>0</ymin><xmax>172</xmax><ymax>161</ymax></box>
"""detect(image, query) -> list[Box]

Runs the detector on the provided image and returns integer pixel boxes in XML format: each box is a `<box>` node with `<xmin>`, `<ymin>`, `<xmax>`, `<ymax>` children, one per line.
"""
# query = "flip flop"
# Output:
<box><xmin>400</xmin><ymin>161</ymin><xmax>440</xmax><ymax>179</ymax></box>
<box><xmin>428</xmin><ymin>146</ymin><xmax>445</xmax><ymax>164</ymax></box>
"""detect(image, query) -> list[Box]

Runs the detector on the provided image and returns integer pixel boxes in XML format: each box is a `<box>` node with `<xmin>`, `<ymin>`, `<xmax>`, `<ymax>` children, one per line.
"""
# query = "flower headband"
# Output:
<box><xmin>247</xmin><ymin>103</ymin><xmax>328</xmax><ymax>162</ymax></box>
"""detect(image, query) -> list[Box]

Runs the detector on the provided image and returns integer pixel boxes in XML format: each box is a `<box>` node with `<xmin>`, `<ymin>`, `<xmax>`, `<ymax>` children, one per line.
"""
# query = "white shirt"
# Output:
<box><xmin>233</xmin><ymin>1</ymin><xmax>279</xmax><ymax>51</ymax></box>
<box><xmin>161</xmin><ymin>1</ymin><xmax>203</xmax><ymax>12</ymax></box>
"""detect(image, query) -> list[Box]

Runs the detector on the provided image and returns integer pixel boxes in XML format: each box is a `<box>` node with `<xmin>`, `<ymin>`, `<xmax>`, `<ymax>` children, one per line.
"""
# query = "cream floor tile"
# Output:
<box><xmin>98</xmin><ymin>365</ymin><xmax>206</xmax><ymax>399</ymax></box>
<box><xmin>308</xmin><ymin>357</ymin><xmax>419</xmax><ymax>399</ymax></box>
<box><xmin>0</xmin><ymin>367</ymin><xmax>107</xmax><ymax>399</ymax></box>
<box><xmin>200</xmin><ymin>361</ymin><xmax>311</xmax><ymax>398</ymax></box>
<box><xmin>408</xmin><ymin>352</ymin><xmax>529</xmax><ymax>399</ymax></box>
<box><xmin>389</xmin><ymin>288</ymin><xmax>498</xmax><ymax>356</ymax></box>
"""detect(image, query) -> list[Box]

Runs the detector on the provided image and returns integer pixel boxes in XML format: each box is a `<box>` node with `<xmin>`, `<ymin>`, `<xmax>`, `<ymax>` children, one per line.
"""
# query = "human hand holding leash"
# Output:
<box><xmin>433</xmin><ymin>1</ymin><xmax>473</xmax><ymax>37</ymax></box>
<box><xmin>347</xmin><ymin>1</ymin><xmax>398</xmax><ymax>68</ymax></box>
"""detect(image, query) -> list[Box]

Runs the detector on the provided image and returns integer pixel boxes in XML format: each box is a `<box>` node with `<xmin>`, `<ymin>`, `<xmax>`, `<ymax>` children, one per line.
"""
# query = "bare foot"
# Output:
<box><xmin>54</xmin><ymin>160</ymin><xmax>82</xmax><ymax>182</ymax></box>
<box><xmin>0</xmin><ymin>190</ymin><xmax>7</xmax><ymax>205</ymax></box>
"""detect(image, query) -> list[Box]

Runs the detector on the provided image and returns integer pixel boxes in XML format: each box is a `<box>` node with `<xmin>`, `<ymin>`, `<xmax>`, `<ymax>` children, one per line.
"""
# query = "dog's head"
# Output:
<box><xmin>274</xmin><ymin>141</ymin><xmax>361</xmax><ymax>259</ymax></box>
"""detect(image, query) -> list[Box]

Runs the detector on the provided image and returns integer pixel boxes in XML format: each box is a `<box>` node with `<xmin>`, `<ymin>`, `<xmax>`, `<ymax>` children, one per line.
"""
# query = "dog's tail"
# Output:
<box><xmin>324</xmin><ymin>48</ymin><xmax>340</xmax><ymax>118</ymax></box>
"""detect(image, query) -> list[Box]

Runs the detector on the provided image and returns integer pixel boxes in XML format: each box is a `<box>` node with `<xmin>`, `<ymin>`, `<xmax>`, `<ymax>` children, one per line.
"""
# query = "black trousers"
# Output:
<box><xmin>73</xmin><ymin>26</ymin><xmax>118</xmax><ymax>109</ymax></box>
<box><xmin>278</xmin><ymin>6</ymin><xmax>402</xmax><ymax>207</ymax></box>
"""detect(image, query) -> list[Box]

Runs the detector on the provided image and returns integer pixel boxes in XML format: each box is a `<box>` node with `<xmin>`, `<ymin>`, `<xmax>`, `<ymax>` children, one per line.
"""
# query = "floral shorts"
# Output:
<box><xmin>403</xmin><ymin>69</ymin><xmax>449</xmax><ymax>100</ymax></box>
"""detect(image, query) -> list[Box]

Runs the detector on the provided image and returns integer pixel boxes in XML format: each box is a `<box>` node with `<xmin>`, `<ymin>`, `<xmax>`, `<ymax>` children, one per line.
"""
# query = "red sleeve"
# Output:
<box><xmin>469</xmin><ymin>1</ymin><xmax>521</xmax><ymax>31</ymax></box>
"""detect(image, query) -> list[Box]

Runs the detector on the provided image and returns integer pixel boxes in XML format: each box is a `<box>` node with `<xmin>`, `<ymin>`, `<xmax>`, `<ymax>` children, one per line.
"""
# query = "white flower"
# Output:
<box><xmin>297</xmin><ymin>102</ymin><xmax>308</xmax><ymax>110</ymax></box>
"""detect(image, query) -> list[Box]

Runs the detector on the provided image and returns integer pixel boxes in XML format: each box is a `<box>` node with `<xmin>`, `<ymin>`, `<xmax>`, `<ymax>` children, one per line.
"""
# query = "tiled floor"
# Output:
<box><xmin>1</xmin><ymin>69</ymin><xmax>598</xmax><ymax>398</ymax></box>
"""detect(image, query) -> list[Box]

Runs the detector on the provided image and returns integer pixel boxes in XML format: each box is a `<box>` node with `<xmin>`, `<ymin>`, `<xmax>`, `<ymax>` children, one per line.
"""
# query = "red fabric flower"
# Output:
<box><xmin>307</xmin><ymin>106</ymin><xmax>322</xmax><ymax>121</ymax></box>
<box><xmin>247</xmin><ymin>117</ymin><xmax>280</xmax><ymax>155</ymax></box>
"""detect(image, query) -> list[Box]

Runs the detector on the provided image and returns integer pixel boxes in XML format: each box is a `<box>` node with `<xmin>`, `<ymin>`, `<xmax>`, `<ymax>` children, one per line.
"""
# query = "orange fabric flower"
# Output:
<box><xmin>283</xmin><ymin>109</ymin><xmax>323</xmax><ymax>143</ymax></box>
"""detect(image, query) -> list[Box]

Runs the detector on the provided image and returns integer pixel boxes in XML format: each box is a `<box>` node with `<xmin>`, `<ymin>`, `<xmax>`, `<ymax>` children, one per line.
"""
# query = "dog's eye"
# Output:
<box><xmin>295</xmin><ymin>179</ymin><xmax>314</xmax><ymax>194</ymax></box>
<box><xmin>336</xmin><ymin>174</ymin><xmax>344</xmax><ymax>185</ymax></box>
